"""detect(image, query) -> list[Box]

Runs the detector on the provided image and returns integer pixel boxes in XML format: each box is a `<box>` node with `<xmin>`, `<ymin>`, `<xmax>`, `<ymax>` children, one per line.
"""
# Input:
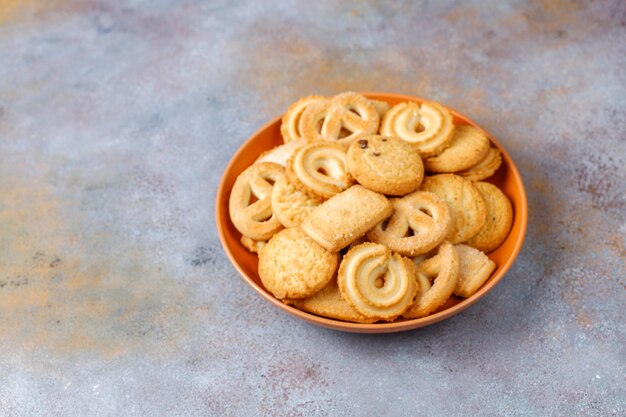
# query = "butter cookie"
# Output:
<box><xmin>338</xmin><ymin>243</ymin><xmax>417</xmax><ymax>321</ymax></box>
<box><xmin>271</xmin><ymin>176</ymin><xmax>323</xmax><ymax>228</ymax></box>
<box><xmin>292</xmin><ymin>279</ymin><xmax>378</xmax><ymax>324</ymax></box>
<box><xmin>466</xmin><ymin>182</ymin><xmax>513</xmax><ymax>252</ymax></box>
<box><xmin>421</xmin><ymin>174</ymin><xmax>487</xmax><ymax>244</ymax></box>
<box><xmin>299</xmin><ymin>92</ymin><xmax>380</xmax><ymax>147</ymax></box>
<box><xmin>229</xmin><ymin>162</ymin><xmax>285</xmax><ymax>240</ymax></box>
<box><xmin>367</xmin><ymin>191</ymin><xmax>452</xmax><ymax>256</ymax></box>
<box><xmin>457</xmin><ymin>147</ymin><xmax>502</xmax><ymax>181</ymax></box>
<box><xmin>286</xmin><ymin>142</ymin><xmax>354</xmax><ymax>199</ymax></box>
<box><xmin>403</xmin><ymin>241</ymin><xmax>460</xmax><ymax>318</ymax></box>
<box><xmin>453</xmin><ymin>244</ymin><xmax>496</xmax><ymax>298</ymax></box>
<box><xmin>301</xmin><ymin>185</ymin><xmax>392</xmax><ymax>252</ymax></box>
<box><xmin>280</xmin><ymin>95</ymin><xmax>326</xmax><ymax>143</ymax></box>
<box><xmin>258</xmin><ymin>227</ymin><xmax>339</xmax><ymax>300</ymax></box>
<box><xmin>346</xmin><ymin>135</ymin><xmax>424</xmax><ymax>196</ymax></box>
<box><xmin>380</xmin><ymin>101</ymin><xmax>455</xmax><ymax>157</ymax></box>
<box><xmin>424</xmin><ymin>125</ymin><xmax>490</xmax><ymax>173</ymax></box>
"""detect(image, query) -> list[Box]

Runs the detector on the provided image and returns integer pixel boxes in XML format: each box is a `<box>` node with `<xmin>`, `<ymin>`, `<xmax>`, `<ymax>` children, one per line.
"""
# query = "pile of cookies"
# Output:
<box><xmin>229</xmin><ymin>92</ymin><xmax>513</xmax><ymax>323</ymax></box>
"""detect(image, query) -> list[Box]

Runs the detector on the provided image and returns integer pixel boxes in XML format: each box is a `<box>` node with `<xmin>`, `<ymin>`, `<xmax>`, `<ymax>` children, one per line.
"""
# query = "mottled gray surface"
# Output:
<box><xmin>0</xmin><ymin>1</ymin><xmax>624</xmax><ymax>416</ymax></box>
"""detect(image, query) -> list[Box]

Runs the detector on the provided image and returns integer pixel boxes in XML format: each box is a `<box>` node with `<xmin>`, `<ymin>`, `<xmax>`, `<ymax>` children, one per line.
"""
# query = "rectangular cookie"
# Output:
<box><xmin>301</xmin><ymin>185</ymin><xmax>392</xmax><ymax>252</ymax></box>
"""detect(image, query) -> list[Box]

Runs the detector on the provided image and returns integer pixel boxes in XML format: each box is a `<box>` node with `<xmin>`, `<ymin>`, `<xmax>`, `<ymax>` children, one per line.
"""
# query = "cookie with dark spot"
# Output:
<box><xmin>346</xmin><ymin>135</ymin><xmax>424</xmax><ymax>196</ymax></box>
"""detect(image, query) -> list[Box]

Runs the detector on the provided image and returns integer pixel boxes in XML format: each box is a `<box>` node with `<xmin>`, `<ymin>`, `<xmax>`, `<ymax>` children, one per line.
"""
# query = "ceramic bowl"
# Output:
<box><xmin>216</xmin><ymin>92</ymin><xmax>527</xmax><ymax>333</ymax></box>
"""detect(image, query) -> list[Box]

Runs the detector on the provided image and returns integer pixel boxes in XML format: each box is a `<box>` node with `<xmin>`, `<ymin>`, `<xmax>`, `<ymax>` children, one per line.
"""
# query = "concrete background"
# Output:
<box><xmin>0</xmin><ymin>1</ymin><xmax>624</xmax><ymax>416</ymax></box>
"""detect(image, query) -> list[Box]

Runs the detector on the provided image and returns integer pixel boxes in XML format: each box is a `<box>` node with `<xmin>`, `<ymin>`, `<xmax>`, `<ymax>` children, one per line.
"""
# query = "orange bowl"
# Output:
<box><xmin>216</xmin><ymin>92</ymin><xmax>528</xmax><ymax>333</ymax></box>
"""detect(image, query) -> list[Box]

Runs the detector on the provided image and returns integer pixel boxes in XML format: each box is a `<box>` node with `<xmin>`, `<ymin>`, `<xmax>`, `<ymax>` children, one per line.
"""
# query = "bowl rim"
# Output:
<box><xmin>216</xmin><ymin>91</ymin><xmax>528</xmax><ymax>333</ymax></box>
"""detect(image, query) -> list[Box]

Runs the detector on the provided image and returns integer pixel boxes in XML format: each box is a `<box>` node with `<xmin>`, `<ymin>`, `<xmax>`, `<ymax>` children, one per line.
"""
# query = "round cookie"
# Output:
<box><xmin>457</xmin><ymin>147</ymin><xmax>502</xmax><ymax>181</ymax></box>
<box><xmin>424</xmin><ymin>125</ymin><xmax>490</xmax><ymax>173</ymax></box>
<box><xmin>258</xmin><ymin>227</ymin><xmax>339</xmax><ymax>300</ymax></box>
<box><xmin>271</xmin><ymin>176</ymin><xmax>323</xmax><ymax>228</ymax></box>
<box><xmin>466</xmin><ymin>182</ymin><xmax>513</xmax><ymax>252</ymax></box>
<box><xmin>346</xmin><ymin>135</ymin><xmax>424</xmax><ymax>196</ymax></box>
<box><xmin>420</xmin><ymin>174</ymin><xmax>487</xmax><ymax>244</ymax></box>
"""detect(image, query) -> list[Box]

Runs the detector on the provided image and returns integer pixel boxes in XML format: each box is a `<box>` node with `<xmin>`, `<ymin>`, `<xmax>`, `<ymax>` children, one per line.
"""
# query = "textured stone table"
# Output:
<box><xmin>0</xmin><ymin>1</ymin><xmax>624</xmax><ymax>416</ymax></box>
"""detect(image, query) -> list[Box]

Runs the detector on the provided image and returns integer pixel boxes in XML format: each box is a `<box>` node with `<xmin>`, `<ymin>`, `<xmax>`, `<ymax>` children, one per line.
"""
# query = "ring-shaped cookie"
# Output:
<box><xmin>286</xmin><ymin>142</ymin><xmax>354</xmax><ymax>198</ymax></box>
<box><xmin>299</xmin><ymin>92</ymin><xmax>380</xmax><ymax>147</ymax></box>
<box><xmin>280</xmin><ymin>95</ymin><xmax>326</xmax><ymax>143</ymax></box>
<box><xmin>367</xmin><ymin>191</ymin><xmax>452</xmax><ymax>256</ymax></box>
<box><xmin>402</xmin><ymin>241</ymin><xmax>460</xmax><ymax>318</ymax></box>
<box><xmin>380</xmin><ymin>101</ymin><xmax>455</xmax><ymax>157</ymax></box>
<box><xmin>338</xmin><ymin>243</ymin><xmax>417</xmax><ymax>321</ymax></box>
<box><xmin>229</xmin><ymin>162</ymin><xmax>285</xmax><ymax>240</ymax></box>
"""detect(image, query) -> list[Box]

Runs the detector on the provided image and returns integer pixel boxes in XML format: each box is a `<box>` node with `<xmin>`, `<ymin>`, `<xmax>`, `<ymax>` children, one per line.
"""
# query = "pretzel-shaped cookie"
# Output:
<box><xmin>286</xmin><ymin>142</ymin><xmax>354</xmax><ymax>198</ymax></box>
<box><xmin>402</xmin><ymin>241</ymin><xmax>460</xmax><ymax>319</ymax></box>
<box><xmin>280</xmin><ymin>95</ymin><xmax>326</xmax><ymax>143</ymax></box>
<box><xmin>229</xmin><ymin>162</ymin><xmax>285</xmax><ymax>241</ymax></box>
<box><xmin>380</xmin><ymin>101</ymin><xmax>455</xmax><ymax>157</ymax></box>
<box><xmin>367</xmin><ymin>191</ymin><xmax>452</xmax><ymax>256</ymax></box>
<box><xmin>338</xmin><ymin>243</ymin><xmax>417</xmax><ymax>321</ymax></box>
<box><xmin>299</xmin><ymin>92</ymin><xmax>380</xmax><ymax>147</ymax></box>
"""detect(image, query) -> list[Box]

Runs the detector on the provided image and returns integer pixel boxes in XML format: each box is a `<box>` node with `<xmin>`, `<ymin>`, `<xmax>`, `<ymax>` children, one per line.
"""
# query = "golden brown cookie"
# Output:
<box><xmin>338</xmin><ymin>243</ymin><xmax>417</xmax><ymax>321</ymax></box>
<box><xmin>229</xmin><ymin>162</ymin><xmax>285</xmax><ymax>240</ymax></box>
<box><xmin>403</xmin><ymin>241</ymin><xmax>460</xmax><ymax>318</ymax></box>
<box><xmin>423</xmin><ymin>125</ymin><xmax>490</xmax><ymax>173</ymax></box>
<box><xmin>301</xmin><ymin>185</ymin><xmax>392</xmax><ymax>252</ymax></box>
<box><xmin>457</xmin><ymin>147</ymin><xmax>503</xmax><ymax>181</ymax></box>
<box><xmin>367</xmin><ymin>191</ymin><xmax>452</xmax><ymax>256</ymax></box>
<box><xmin>420</xmin><ymin>174</ymin><xmax>487</xmax><ymax>244</ymax></box>
<box><xmin>271</xmin><ymin>176</ymin><xmax>323</xmax><ymax>228</ymax></box>
<box><xmin>292</xmin><ymin>279</ymin><xmax>378</xmax><ymax>324</ymax></box>
<box><xmin>258</xmin><ymin>227</ymin><xmax>339</xmax><ymax>300</ymax></box>
<box><xmin>240</xmin><ymin>235</ymin><xmax>266</xmax><ymax>253</ymax></box>
<box><xmin>286</xmin><ymin>142</ymin><xmax>355</xmax><ymax>198</ymax></box>
<box><xmin>299</xmin><ymin>92</ymin><xmax>380</xmax><ymax>147</ymax></box>
<box><xmin>371</xmin><ymin>99</ymin><xmax>390</xmax><ymax>119</ymax></box>
<box><xmin>466</xmin><ymin>182</ymin><xmax>513</xmax><ymax>252</ymax></box>
<box><xmin>346</xmin><ymin>135</ymin><xmax>424</xmax><ymax>196</ymax></box>
<box><xmin>380</xmin><ymin>101</ymin><xmax>455</xmax><ymax>157</ymax></box>
<box><xmin>453</xmin><ymin>244</ymin><xmax>496</xmax><ymax>298</ymax></box>
<box><xmin>280</xmin><ymin>95</ymin><xmax>326</xmax><ymax>143</ymax></box>
<box><xmin>254</xmin><ymin>140</ymin><xmax>304</xmax><ymax>166</ymax></box>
